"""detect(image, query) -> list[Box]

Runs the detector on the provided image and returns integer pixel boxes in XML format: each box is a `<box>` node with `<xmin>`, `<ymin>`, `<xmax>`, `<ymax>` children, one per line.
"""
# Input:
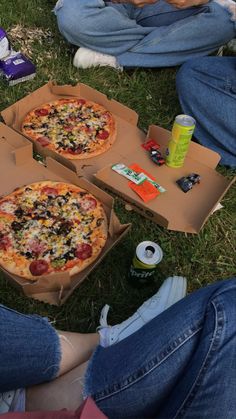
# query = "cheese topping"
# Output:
<box><xmin>22</xmin><ymin>99</ymin><xmax>114</xmax><ymax>155</ymax></box>
<box><xmin>0</xmin><ymin>182</ymin><xmax>107</xmax><ymax>277</ymax></box>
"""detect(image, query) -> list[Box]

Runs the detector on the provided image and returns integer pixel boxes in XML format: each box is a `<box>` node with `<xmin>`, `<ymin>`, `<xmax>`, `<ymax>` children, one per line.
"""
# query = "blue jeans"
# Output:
<box><xmin>176</xmin><ymin>56</ymin><xmax>236</xmax><ymax>168</ymax></box>
<box><xmin>1</xmin><ymin>278</ymin><xmax>236</xmax><ymax>418</ymax></box>
<box><xmin>0</xmin><ymin>307</ymin><xmax>61</xmax><ymax>392</ymax></box>
<box><xmin>54</xmin><ymin>0</ymin><xmax>235</xmax><ymax>67</ymax></box>
<box><xmin>84</xmin><ymin>278</ymin><xmax>236</xmax><ymax>418</ymax></box>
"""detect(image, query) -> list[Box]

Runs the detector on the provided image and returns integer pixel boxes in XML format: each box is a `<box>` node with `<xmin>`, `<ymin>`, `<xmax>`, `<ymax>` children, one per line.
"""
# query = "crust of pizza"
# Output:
<box><xmin>0</xmin><ymin>181</ymin><xmax>108</xmax><ymax>280</ymax></box>
<box><xmin>21</xmin><ymin>98</ymin><xmax>117</xmax><ymax>160</ymax></box>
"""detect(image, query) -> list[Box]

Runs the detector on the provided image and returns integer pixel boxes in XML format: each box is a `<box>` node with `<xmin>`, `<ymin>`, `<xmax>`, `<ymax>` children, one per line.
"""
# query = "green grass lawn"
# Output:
<box><xmin>0</xmin><ymin>0</ymin><xmax>235</xmax><ymax>333</ymax></box>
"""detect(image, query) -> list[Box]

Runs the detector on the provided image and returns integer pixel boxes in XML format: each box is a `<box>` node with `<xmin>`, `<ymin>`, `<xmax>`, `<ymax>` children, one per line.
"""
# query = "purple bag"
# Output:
<box><xmin>0</xmin><ymin>27</ymin><xmax>36</xmax><ymax>85</ymax></box>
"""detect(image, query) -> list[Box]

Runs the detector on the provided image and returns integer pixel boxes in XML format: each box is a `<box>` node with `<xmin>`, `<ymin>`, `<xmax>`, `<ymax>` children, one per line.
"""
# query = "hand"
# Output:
<box><xmin>165</xmin><ymin>0</ymin><xmax>209</xmax><ymax>8</ymax></box>
<box><xmin>111</xmin><ymin>0</ymin><xmax>158</xmax><ymax>7</ymax></box>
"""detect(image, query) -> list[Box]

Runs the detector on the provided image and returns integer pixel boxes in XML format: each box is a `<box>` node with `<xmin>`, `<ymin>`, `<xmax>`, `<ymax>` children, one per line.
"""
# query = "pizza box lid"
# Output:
<box><xmin>94</xmin><ymin>124</ymin><xmax>235</xmax><ymax>234</ymax></box>
<box><xmin>1</xmin><ymin>80</ymin><xmax>145</xmax><ymax>181</ymax></box>
<box><xmin>0</xmin><ymin>123</ymin><xmax>131</xmax><ymax>305</ymax></box>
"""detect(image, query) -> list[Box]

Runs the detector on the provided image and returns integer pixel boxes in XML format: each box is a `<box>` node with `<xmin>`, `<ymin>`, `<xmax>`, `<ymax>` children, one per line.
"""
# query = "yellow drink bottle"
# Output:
<box><xmin>166</xmin><ymin>114</ymin><xmax>196</xmax><ymax>168</ymax></box>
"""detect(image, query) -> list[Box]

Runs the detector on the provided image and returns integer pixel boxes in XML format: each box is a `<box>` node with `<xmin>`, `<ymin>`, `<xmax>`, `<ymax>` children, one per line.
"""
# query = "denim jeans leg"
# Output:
<box><xmin>117</xmin><ymin>2</ymin><xmax>236</xmax><ymax>67</ymax></box>
<box><xmin>84</xmin><ymin>278</ymin><xmax>236</xmax><ymax>418</ymax></box>
<box><xmin>176</xmin><ymin>56</ymin><xmax>236</xmax><ymax>167</ymax></box>
<box><xmin>54</xmin><ymin>0</ymin><xmax>235</xmax><ymax>67</ymax></box>
<box><xmin>0</xmin><ymin>306</ymin><xmax>61</xmax><ymax>392</ymax></box>
<box><xmin>54</xmin><ymin>0</ymin><xmax>155</xmax><ymax>55</ymax></box>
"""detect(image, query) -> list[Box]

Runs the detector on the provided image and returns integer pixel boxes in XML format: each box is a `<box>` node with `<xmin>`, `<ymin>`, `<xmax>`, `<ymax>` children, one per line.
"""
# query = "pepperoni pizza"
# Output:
<box><xmin>0</xmin><ymin>181</ymin><xmax>108</xmax><ymax>280</ymax></box>
<box><xmin>21</xmin><ymin>98</ymin><xmax>116</xmax><ymax>160</ymax></box>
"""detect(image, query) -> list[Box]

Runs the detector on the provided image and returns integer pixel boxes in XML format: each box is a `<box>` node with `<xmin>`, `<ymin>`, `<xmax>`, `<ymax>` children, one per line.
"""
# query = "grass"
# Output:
<box><xmin>0</xmin><ymin>0</ymin><xmax>235</xmax><ymax>333</ymax></box>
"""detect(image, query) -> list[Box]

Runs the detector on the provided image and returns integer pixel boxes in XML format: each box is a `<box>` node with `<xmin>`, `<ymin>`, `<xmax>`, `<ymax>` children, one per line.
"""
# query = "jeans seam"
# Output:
<box><xmin>173</xmin><ymin>300</ymin><xmax>224</xmax><ymax>418</ymax></box>
<box><xmin>225</xmin><ymin>76</ymin><xmax>233</xmax><ymax>92</ymax></box>
<box><xmin>94</xmin><ymin>325</ymin><xmax>202</xmax><ymax>403</ymax></box>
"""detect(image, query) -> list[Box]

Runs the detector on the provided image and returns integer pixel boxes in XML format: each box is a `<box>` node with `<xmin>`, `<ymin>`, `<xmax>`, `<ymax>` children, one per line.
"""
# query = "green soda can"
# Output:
<box><xmin>166</xmin><ymin>114</ymin><xmax>196</xmax><ymax>168</ymax></box>
<box><xmin>128</xmin><ymin>241</ymin><xmax>163</xmax><ymax>287</ymax></box>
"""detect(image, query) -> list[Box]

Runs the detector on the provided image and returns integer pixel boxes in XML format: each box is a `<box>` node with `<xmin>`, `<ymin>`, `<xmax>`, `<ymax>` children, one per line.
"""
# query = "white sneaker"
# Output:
<box><xmin>73</xmin><ymin>47</ymin><xmax>123</xmax><ymax>70</ymax></box>
<box><xmin>98</xmin><ymin>276</ymin><xmax>187</xmax><ymax>347</ymax></box>
<box><xmin>0</xmin><ymin>389</ymin><xmax>25</xmax><ymax>413</ymax></box>
<box><xmin>0</xmin><ymin>391</ymin><xmax>15</xmax><ymax>413</ymax></box>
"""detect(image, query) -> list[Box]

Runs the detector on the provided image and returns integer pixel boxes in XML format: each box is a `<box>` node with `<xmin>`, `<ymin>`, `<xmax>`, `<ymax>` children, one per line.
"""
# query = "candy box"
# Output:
<box><xmin>0</xmin><ymin>27</ymin><xmax>36</xmax><ymax>85</ymax></box>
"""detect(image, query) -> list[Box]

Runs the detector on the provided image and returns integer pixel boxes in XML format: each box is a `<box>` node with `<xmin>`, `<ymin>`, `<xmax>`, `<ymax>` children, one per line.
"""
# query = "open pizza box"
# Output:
<box><xmin>0</xmin><ymin>123</ymin><xmax>131</xmax><ymax>305</ymax></box>
<box><xmin>1</xmin><ymin>81</ymin><xmax>235</xmax><ymax>234</ymax></box>
<box><xmin>94</xmin><ymin>125</ymin><xmax>235</xmax><ymax>234</ymax></box>
<box><xmin>1</xmin><ymin>80</ymin><xmax>144</xmax><ymax>181</ymax></box>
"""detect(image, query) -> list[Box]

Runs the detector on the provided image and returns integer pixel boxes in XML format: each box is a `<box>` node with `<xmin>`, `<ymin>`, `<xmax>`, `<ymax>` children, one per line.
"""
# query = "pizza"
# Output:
<box><xmin>21</xmin><ymin>98</ymin><xmax>116</xmax><ymax>160</ymax></box>
<box><xmin>0</xmin><ymin>181</ymin><xmax>108</xmax><ymax>280</ymax></box>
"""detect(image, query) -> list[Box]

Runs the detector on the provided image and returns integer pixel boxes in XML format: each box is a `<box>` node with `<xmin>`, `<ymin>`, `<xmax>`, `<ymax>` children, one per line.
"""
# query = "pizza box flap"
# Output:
<box><xmin>94</xmin><ymin>126</ymin><xmax>235</xmax><ymax>234</ymax></box>
<box><xmin>1</xmin><ymin>81</ymin><xmax>145</xmax><ymax>181</ymax></box>
<box><xmin>0</xmin><ymin>124</ymin><xmax>131</xmax><ymax>304</ymax></box>
<box><xmin>52</xmin><ymin>81</ymin><xmax>139</xmax><ymax>125</ymax></box>
<box><xmin>1</xmin><ymin>80</ymin><xmax>138</xmax><ymax>130</ymax></box>
<box><xmin>0</xmin><ymin>267</ymin><xmax>72</xmax><ymax>293</ymax></box>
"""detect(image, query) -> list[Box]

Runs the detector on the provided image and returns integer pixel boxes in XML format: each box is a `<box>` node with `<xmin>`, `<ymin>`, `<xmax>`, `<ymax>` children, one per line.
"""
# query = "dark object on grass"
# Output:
<box><xmin>176</xmin><ymin>173</ymin><xmax>201</xmax><ymax>193</ymax></box>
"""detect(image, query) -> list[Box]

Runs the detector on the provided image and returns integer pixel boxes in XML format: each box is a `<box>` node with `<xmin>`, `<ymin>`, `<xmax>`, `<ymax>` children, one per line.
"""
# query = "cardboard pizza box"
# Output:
<box><xmin>1</xmin><ymin>80</ymin><xmax>145</xmax><ymax>180</ymax></box>
<box><xmin>0</xmin><ymin>123</ymin><xmax>131</xmax><ymax>305</ymax></box>
<box><xmin>1</xmin><ymin>81</ymin><xmax>235</xmax><ymax>234</ymax></box>
<box><xmin>94</xmin><ymin>125</ymin><xmax>235</xmax><ymax>234</ymax></box>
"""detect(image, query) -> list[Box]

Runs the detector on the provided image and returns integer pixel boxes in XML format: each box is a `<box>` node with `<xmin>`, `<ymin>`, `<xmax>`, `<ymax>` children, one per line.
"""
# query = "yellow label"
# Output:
<box><xmin>133</xmin><ymin>256</ymin><xmax>157</xmax><ymax>270</ymax></box>
<box><xmin>166</xmin><ymin>122</ymin><xmax>195</xmax><ymax>168</ymax></box>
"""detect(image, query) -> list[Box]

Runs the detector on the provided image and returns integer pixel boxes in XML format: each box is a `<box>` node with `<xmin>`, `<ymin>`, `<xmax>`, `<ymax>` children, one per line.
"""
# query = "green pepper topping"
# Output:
<box><xmin>51</xmin><ymin>258</ymin><xmax>66</xmax><ymax>268</ymax></box>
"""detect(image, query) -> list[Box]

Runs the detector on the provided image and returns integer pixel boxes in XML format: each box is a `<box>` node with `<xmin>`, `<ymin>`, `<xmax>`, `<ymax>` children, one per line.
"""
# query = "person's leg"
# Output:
<box><xmin>0</xmin><ymin>305</ymin><xmax>99</xmax><ymax>392</ymax></box>
<box><xmin>0</xmin><ymin>275</ymin><xmax>186</xmax><ymax>412</ymax></box>
<box><xmin>54</xmin><ymin>0</ymin><xmax>154</xmax><ymax>56</ymax></box>
<box><xmin>84</xmin><ymin>278</ymin><xmax>236</xmax><ymax>418</ymax></box>
<box><xmin>117</xmin><ymin>1</ymin><xmax>236</xmax><ymax>67</ymax></box>
<box><xmin>176</xmin><ymin>56</ymin><xmax>236</xmax><ymax>167</ymax></box>
<box><xmin>23</xmin><ymin>275</ymin><xmax>186</xmax><ymax>411</ymax></box>
<box><xmin>54</xmin><ymin>0</ymin><xmax>235</xmax><ymax>68</ymax></box>
<box><xmin>26</xmin><ymin>362</ymin><xmax>88</xmax><ymax>411</ymax></box>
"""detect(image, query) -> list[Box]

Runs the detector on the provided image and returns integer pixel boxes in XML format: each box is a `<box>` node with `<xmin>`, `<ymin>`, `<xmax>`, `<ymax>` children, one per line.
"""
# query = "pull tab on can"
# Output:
<box><xmin>128</xmin><ymin>241</ymin><xmax>163</xmax><ymax>287</ymax></box>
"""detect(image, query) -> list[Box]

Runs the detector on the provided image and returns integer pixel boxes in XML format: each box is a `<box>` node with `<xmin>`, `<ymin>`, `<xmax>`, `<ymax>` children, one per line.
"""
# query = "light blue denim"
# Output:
<box><xmin>54</xmin><ymin>0</ymin><xmax>236</xmax><ymax>67</ymax></box>
<box><xmin>84</xmin><ymin>278</ymin><xmax>236</xmax><ymax>418</ymax></box>
<box><xmin>0</xmin><ymin>306</ymin><xmax>61</xmax><ymax>392</ymax></box>
<box><xmin>176</xmin><ymin>56</ymin><xmax>236</xmax><ymax>167</ymax></box>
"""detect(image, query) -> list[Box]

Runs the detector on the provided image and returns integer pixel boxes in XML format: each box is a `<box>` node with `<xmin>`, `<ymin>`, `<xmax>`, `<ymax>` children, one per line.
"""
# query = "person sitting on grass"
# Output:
<box><xmin>176</xmin><ymin>56</ymin><xmax>236</xmax><ymax>168</ymax></box>
<box><xmin>53</xmin><ymin>0</ymin><xmax>235</xmax><ymax>70</ymax></box>
<box><xmin>1</xmin><ymin>275</ymin><xmax>236</xmax><ymax>418</ymax></box>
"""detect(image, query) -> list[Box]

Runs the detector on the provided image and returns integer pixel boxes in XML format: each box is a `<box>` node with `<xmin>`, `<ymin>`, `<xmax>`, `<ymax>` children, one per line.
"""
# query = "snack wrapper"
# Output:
<box><xmin>128</xmin><ymin>163</ymin><xmax>165</xmax><ymax>203</ymax></box>
<box><xmin>129</xmin><ymin>178</ymin><xmax>160</xmax><ymax>203</ymax></box>
<box><xmin>112</xmin><ymin>163</ymin><xmax>146</xmax><ymax>184</ymax></box>
<box><xmin>0</xmin><ymin>27</ymin><xmax>36</xmax><ymax>85</ymax></box>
